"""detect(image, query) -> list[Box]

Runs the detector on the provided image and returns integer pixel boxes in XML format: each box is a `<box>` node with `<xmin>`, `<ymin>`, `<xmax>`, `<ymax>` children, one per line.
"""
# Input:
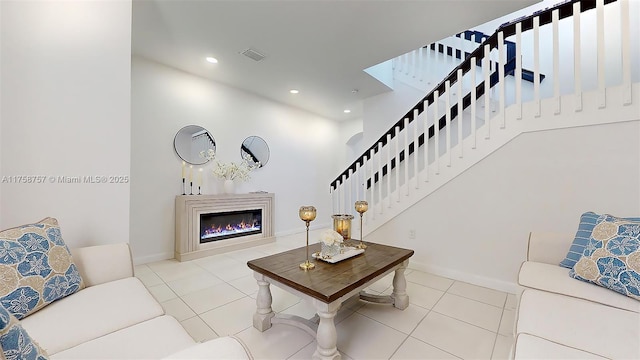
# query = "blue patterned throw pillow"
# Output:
<box><xmin>559</xmin><ymin>212</ymin><xmax>640</xmax><ymax>269</ymax></box>
<box><xmin>0</xmin><ymin>302</ymin><xmax>49</xmax><ymax>359</ymax></box>
<box><xmin>0</xmin><ymin>218</ymin><xmax>84</xmax><ymax>319</ymax></box>
<box><xmin>569</xmin><ymin>215</ymin><xmax>640</xmax><ymax>300</ymax></box>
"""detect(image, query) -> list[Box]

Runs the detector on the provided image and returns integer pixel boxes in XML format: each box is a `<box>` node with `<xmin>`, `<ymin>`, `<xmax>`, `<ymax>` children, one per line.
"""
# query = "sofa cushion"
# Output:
<box><xmin>50</xmin><ymin>315</ymin><xmax>195</xmax><ymax>359</ymax></box>
<box><xmin>513</xmin><ymin>333</ymin><xmax>606</xmax><ymax>359</ymax></box>
<box><xmin>0</xmin><ymin>217</ymin><xmax>85</xmax><ymax>319</ymax></box>
<box><xmin>519</xmin><ymin>261</ymin><xmax>640</xmax><ymax>312</ymax></box>
<box><xmin>516</xmin><ymin>289</ymin><xmax>640</xmax><ymax>359</ymax></box>
<box><xmin>570</xmin><ymin>216</ymin><xmax>640</xmax><ymax>300</ymax></box>
<box><xmin>0</xmin><ymin>302</ymin><xmax>49</xmax><ymax>360</ymax></box>
<box><xmin>163</xmin><ymin>336</ymin><xmax>252</xmax><ymax>359</ymax></box>
<box><xmin>559</xmin><ymin>212</ymin><xmax>640</xmax><ymax>269</ymax></box>
<box><xmin>20</xmin><ymin>277</ymin><xmax>164</xmax><ymax>355</ymax></box>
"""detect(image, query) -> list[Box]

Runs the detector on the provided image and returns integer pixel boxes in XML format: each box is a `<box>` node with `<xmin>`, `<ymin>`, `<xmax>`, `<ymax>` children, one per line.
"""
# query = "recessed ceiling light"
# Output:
<box><xmin>344</xmin><ymin>109</ymin><xmax>351</xmax><ymax>113</ymax></box>
<box><xmin>289</xmin><ymin>89</ymin><xmax>299</xmax><ymax>94</ymax></box>
<box><xmin>206</xmin><ymin>57</ymin><xmax>218</xmax><ymax>64</ymax></box>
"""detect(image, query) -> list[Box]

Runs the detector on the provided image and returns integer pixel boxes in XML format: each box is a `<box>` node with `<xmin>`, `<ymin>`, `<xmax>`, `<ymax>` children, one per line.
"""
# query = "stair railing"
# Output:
<box><xmin>330</xmin><ymin>0</ymin><xmax>631</xmax><ymax>219</ymax></box>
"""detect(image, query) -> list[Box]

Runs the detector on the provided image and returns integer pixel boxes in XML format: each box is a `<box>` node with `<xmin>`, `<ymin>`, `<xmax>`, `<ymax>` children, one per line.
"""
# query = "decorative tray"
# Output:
<box><xmin>312</xmin><ymin>247</ymin><xmax>365</xmax><ymax>263</ymax></box>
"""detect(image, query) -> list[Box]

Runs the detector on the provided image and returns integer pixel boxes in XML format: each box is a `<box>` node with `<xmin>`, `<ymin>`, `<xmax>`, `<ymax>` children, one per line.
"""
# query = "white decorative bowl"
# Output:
<box><xmin>320</xmin><ymin>242</ymin><xmax>341</xmax><ymax>258</ymax></box>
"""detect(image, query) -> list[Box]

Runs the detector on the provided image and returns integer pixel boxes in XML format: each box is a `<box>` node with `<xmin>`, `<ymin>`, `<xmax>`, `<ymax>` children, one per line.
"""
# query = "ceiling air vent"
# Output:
<box><xmin>241</xmin><ymin>48</ymin><xmax>266</xmax><ymax>62</ymax></box>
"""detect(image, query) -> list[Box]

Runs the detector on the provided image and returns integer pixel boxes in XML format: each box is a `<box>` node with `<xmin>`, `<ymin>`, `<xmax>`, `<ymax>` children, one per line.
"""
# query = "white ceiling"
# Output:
<box><xmin>132</xmin><ymin>0</ymin><xmax>539</xmax><ymax>121</ymax></box>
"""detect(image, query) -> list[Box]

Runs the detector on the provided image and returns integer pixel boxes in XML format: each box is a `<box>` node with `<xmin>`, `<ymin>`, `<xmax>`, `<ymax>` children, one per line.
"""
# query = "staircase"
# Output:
<box><xmin>330</xmin><ymin>0</ymin><xmax>638</xmax><ymax>237</ymax></box>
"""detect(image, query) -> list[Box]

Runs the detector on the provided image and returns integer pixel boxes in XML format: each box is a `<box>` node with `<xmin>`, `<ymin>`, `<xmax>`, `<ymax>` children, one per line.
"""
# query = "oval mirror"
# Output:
<box><xmin>174</xmin><ymin>125</ymin><xmax>216</xmax><ymax>165</ymax></box>
<box><xmin>241</xmin><ymin>136</ymin><xmax>269</xmax><ymax>168</ymax></box>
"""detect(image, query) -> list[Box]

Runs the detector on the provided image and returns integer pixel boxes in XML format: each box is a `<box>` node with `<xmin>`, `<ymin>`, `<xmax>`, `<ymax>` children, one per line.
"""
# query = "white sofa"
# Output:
<box><xmin>514</xmin><ymin>232</ymin><xmax>640</xmax><ymax>359</ymax></box>
<box><xmin>17</xmin><ymin>243</ymin><xmax>252</xmax><ymax>359</ymax></box>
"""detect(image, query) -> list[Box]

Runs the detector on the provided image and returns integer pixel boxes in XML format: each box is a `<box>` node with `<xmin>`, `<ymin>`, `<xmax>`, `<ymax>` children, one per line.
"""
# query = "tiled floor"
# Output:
<box><xmin>135</xmin><ymin>230</ymin><xmax>517</xmax><ymax>359</ymax></box>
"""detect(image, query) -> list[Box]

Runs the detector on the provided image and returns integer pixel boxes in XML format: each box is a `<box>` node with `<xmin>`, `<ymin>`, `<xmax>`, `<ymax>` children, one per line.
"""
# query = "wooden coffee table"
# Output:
<box><xmin>247</xmin><ymin>241</ymin><xmax>414</xmax><ymax>360</ymax></box>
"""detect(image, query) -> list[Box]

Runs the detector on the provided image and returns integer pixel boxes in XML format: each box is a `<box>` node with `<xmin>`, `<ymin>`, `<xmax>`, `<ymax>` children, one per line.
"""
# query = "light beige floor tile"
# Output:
<box><xmin>200</xmin><ymin>297</ymin><xmax>255</xmax><ymax>336</ymax></box>
<box><xmin>288</xmin><ymin>341</ymin><xmax>354</xmax><ymax>360</ymax></box>
<box><xmin>433</xmin><ymin>293</ymin><xmax>503</xmax><ymax>332</ymax></box>
<box><xmin>281</xmin><ymin>300</ymin><xmax>317</xmax><ymax>319</ymax></box>
<box><xmin>391</xmin><ymin>336</ymin><xmax>460</xmax><ymax>359</ymax></box>
<box><xmin>406</xmin><ymin>271</ymin><xmax>454</xmax><ymax>291</ymax></box>
<box><xmin>161</xmin><ymin>298</ymin><xmax>196</xmax><ymax>321</ymax></box>
<box><xmin>154</xmin><ymin>263</ymin><xmax>208</xmax><ymax>283</ymax></box>
<box><xmin>147</xmin><ymin>259</ymin><xmax>184</xmax><ymax>272</ymax></box>
<box><xmin>181</xmin><ymin>316</ymin><xmax>218</xmax><ymax>342</ymax></box>
<box><xmin>225</xmin><ymin>248</ymin><xmax>270</xmax><ymax>263</ymax></box>
<box><xmin>205</xmin><ymin>261</ymin><xmax>253</xmax><ymax>282</ymax></box>
<box><xmin>136</xmin><ymin>271</ymin><xmax>164</xmax><ymax>287</ymax></box>
<box><xmin>271</xmin><ymin>286</ymin><xmax>302</xmax><ymax>313</ymax></box>
<box><xmin>166</xmin><ymin>271</ymin><xmax>224</xmax><ymax>296</ymax></box>
<box><xmin>236</xmin><ymin>324</ymin><xmax>314</xmax><ymax>360</ymax></box>
<box><xmin>356</xmin><ymin>302</ymin><xmax>429</xmax><ymax>334</ymax></box>
<box><xmin>134</xmin><ymin>264</ymin><xmax>153</xmax><ymax>276</ymax></box>
<box><xmin>194</xmin><ymin>254</ymin><xmax>240</xmax><ymax>270</ymax></box>
<box><xmin>505</xmin><ymin>293</ymin><xmax>518</xmax><ymax>310</ymax></box>
<box><xmin>407</xmin><ymin>282</ymin><xmax>445</xmax><ymax>310</ymax></box>
<box><xmin>228</xmin><ymin>274</ymin><xmax>259</xmax><ymax>295</ymax></box>
<box><xmin>492</xmin><ymin>335</ymin><xmax>514</xmax><ymax>360</ymax></box>
<box><xmin>412</xmin><ymin>312</ymin><xmax>496</xmax><ymax>360</ymax></box>
<box><xmin>447</xmin><ymin>281</ymin><xmax>508</xmax><ymax>308</ymax></box>
<box><xmin>148</xmin><ymin>259</ymin><xmax>199</xmax><ymax>278</ymax></box>
<box><xmin>336</xmin><ymin>313</ymin><xmax>407</xmax><ymax>360</ymax></box>
<box><xmin>369</xmin><ymin>273</ymin><xmax>394</xmax><ymax>293</ymax></box>
<box><xmin>498</xmin><ymin>308</ymin><xmax>516</xmax><ymax>336</ymax></box>
<box><xmin>147</xmin><ymin>283</ymin><xmax>177</xmax><ymax>303</ymax></box>
<box><xmin>181</xmin><ymin>283</ymin><xmax>246</xmax><ymax>314</ymax></box>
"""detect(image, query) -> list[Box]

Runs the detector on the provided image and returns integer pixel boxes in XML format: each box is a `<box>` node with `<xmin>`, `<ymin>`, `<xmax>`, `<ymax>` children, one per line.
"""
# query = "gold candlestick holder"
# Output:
<box><xmin>354</xmin><ymin>201</ymin><xmax>368</xmax><ymax>249</ymax></box>
<box><xmin>299</xmin><ymin>206</ymin><xmax>317</xmax><ymax>270</ymax></box>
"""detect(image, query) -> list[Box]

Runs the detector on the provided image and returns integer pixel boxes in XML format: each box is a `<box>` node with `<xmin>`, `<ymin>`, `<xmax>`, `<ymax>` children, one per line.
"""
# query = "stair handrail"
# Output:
<box><xmin>330</xmin><ymin>0</ymin><xmax>616</xmax><ymax>191</ymax></box>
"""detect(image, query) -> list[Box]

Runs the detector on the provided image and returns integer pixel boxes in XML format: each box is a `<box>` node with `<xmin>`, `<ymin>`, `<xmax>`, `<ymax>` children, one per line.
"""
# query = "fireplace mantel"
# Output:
<box><xmin>175</xmin><ymin>193</ymin><xmax>275</xmax><ymax>261</ymax></box>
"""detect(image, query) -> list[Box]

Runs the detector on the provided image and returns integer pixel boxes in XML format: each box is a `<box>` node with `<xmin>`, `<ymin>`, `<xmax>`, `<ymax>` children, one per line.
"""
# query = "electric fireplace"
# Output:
<box><xmin>175</xmin><ymin>193</ymin><xmax>275</xmax><ymax>261</ymax></box>
<box><xmin>200</xmin><ymin>209</ymin><xmax>262</xmax><ymax>243</ymax></box>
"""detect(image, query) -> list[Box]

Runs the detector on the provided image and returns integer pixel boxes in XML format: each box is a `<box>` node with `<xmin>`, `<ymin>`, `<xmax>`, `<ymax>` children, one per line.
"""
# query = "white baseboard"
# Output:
<box><xmin>408</xmin><ymin>259</ymin><xmax>522</xmax><ymax>295</ymax></box>
<box><xmin>133</xmin><ymin>251</ymin><xmax>173</xmax><ymax>265</ymax></box>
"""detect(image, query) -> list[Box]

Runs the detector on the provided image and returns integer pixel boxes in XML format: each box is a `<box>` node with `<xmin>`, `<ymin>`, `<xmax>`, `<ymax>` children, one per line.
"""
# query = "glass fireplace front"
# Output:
<box><xmin>199</xmin><ymin>209</ymin><xmax>262</xmax><ymax>243</ymax></box>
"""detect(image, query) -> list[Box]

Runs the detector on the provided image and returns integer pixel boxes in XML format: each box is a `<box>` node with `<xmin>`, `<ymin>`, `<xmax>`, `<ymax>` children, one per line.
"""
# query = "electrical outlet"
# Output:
<box><xmin>409</xmin><ymin>229</ymin><xmax>416</xmax><ymax>239</ymax></box>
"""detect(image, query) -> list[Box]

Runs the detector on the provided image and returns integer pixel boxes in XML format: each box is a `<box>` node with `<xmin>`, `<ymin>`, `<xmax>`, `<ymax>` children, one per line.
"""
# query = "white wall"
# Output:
<box><xmin>131</xmin><ymin>57</ymin><xmax>343</xmax><ymax>263</ymax></box>
<box><xmin>367</xmin><ymin>120</ymin><xmax>640</xmax><ymax>292</ymax></box>
<box><xmin>0</xmin><ymin>1</ymin><xmax>131</xmax><ymax>248</ymax></box>
<box><xmin>362</xmin><ymin>80</ymin><xmax>425</xmax><ymax>149</ymax></box>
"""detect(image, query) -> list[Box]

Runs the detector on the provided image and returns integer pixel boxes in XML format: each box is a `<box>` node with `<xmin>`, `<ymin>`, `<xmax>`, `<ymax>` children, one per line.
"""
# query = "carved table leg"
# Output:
<box><xmin>391</xmin><ymin>260</ymin><xmax>409</xmax><ymax>310</ymax></box>
<box><xmin>312</xmin><ymin>300</ymin><xmax>341</xmax><ymax>360</ymax></box>
<box><xmin>253</xmin><ymin>272</ymin><xmax>275</xmax><ymax>331</ymax></box>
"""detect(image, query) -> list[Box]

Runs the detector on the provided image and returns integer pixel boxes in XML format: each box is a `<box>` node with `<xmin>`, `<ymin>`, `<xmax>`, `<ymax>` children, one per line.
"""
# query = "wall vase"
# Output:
<box><xmin>223</xmin><ymin>179</ymin><xmax>235</xmax><ymax>194</ymax></box>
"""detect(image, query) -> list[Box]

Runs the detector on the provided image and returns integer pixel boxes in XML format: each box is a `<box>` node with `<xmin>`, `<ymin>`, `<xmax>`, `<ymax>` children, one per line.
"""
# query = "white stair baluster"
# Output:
<box><xmin>471</xmin><ymin>57</ymin><xmax>477</xmax><ymax>149</ymax></box>
<box><xmin>457</xmin><ymin>68</ymin><xmax>463</xmax><ymax>158</ymax></box>
<box><xmin>423</xmin><ymin>100</ymin><xmax>430</xmax><ymax>182</ymax></box>
<box><xmin>404</xmin><ymin>117</ymin><xmax>410</xmax><ymax>196</ymax></box>
<box><xmin>574</xmin><ymin>2</ymin><xmax>583</xmax><ymax>112</ymax></box>
<box><xmin>552</xmin><ymin>9</ymin><xmax>561</xmax><ymax>115</ymax></box>
<box><xmin>515</xmin><ymin>23</ymin><xmax>522</xmax><ymax>120</ymax></box>
<box><xmin>369</xmin><ymin>148</ymin><xmax>376</xmax><ymax>220</ymax></box>
<box><xmin>534</xmin><ymin>16</ymin><xmax>541</xmax><ymax>117</ymax></box>
<box><xmin>377</xmin><ymin>142</ymin><xmax>383</xmax><ymax>214</ymax></box>
<box><xmin>413</xmin><ymin>109</ymin><xmax>420</xmax><ymax>188</ymax></box>
<box><xmin>394</xmin><ymin>129</ymin><xmax>399</xmax><ymax>203</ymax></box>
<box><xmin>621</xmin><ymin>0</ymin><xmax>632</xmax><ymax>105</ymax></box>
<box><xmin>597</xmin><ymin>0</ymin><xmax>606</xmax><ymax>108</ymax></box>
<box><xmin>483</xmin><ymin>44</ymin><xmax>491</xmax><ymax>139</ymax></box>
<box><xmin>498</xmin><ymin>31</ymin><xmax>506</xmax><ymax>128</ymax></box>
<box><xmin>445</xmin><ymin>80</ymin><xmax>452</xmax><ymax>167</ymax></box>
<box><xmin>387</xmin><ymin>133</ymin><xmax>393</xmax><ymax>207</ymax></box>
<box><xmin>434</xmin><ymin>90</ymin><xmax>440</xmax><ymax>174</ymax></box>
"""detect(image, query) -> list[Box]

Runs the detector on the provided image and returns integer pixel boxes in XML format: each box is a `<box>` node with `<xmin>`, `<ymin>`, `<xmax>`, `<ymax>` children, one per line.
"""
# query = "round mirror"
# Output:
<box><xmin>174</xmin><ymin>125</ymin><xmax>216</xmax><ymax>165</ymax></box>
<box><xmin>241</xmin><ymin>136</ymin><xmax>269</xmax><ymax>167</ymax></box>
